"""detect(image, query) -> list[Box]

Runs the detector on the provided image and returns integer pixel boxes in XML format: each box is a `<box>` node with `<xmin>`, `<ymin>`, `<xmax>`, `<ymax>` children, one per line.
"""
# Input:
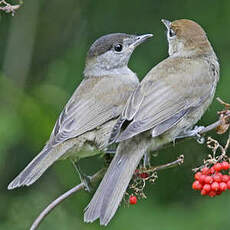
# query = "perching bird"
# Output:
<box><xmin>84</xmin><ymin>19</ymin><xmax>219</xmax><ymax>225</ymax></box>
<box><xmin>8</xmin><ymin>33</ymin><xmax>153</xmax><ymax>190</ymax></box>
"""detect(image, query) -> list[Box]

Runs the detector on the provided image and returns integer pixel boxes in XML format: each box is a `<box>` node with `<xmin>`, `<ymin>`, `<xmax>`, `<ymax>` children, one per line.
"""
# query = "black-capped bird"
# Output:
<box><xmin>8</xmin><ymin>33</ymin><xmax>153</xmax><ymax>190</ymax></box>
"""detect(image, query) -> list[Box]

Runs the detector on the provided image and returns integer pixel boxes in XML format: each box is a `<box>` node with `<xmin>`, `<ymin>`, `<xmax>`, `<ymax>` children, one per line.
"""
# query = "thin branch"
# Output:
<box><xmin>140</xmin><ymin>155</ymin><xmax>184</xmax><ymax>173</ymax></box>
<box><xmin>30</xmin><ymin>168</ymin><xmax>106</xmax><ymax>230</ymax></box>
<box><xmin>199</xmin><ymin>120</ymin><xmax>221</xmax><ymax>134</ymax></box>
<box><xmin>217</xmin><ymin>97</ymin><xmax>230</xmax><ymax>109</ymax></box>
<box><xmin>30</xmin><ymin>98</ymin><xmax>230</xmax><ymax>230</ymax></box>
<box><xmin>0</xmin><ymin>0</ymin><xmax>21</xmax><ymax>15</ymax></box>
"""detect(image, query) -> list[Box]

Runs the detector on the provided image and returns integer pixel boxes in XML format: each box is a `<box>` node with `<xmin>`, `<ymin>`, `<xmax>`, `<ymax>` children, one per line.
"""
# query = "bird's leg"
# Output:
<box><xmin>175</xmin><ymin>126</ymin><xmax>205</xmax><ymax>144</ymax></box>
<box><xmin>143</xmin><ymin>152</ymin><xmax>151</xmax><ymax>168</ymax></box>
<box><xmin>71</xmin><ymin>160</ymin><xmax>92</xmax><ymax>192</ymax></box>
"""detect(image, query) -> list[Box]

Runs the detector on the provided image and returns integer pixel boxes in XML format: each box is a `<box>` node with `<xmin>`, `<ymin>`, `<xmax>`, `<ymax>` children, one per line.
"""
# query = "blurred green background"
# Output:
<box><xmin>0</xmin><ymin>0</ymin><xmax>230</xmax><ymax>229</ymax></box>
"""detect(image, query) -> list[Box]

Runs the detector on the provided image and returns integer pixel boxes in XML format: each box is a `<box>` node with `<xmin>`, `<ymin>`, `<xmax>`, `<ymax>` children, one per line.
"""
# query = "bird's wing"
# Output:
<box><xmin>47</xmin><ymin>75</ymin><xmax>137</xmax><ymax>147</ymax></box>
<box><xmin>113</xmin><ymin>57</ymin><xmax>215</xmax><ymax>142</ymax></box>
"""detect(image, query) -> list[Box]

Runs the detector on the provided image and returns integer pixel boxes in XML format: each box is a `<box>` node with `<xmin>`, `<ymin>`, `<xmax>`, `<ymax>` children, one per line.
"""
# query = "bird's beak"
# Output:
<box><xmin>161</xmin><ymin>19</ymin><xmax>171</xmax><ymax>29</ymax></box>
<box><xmin>131</xmin><ymin>34</ymin><xmax>153</xmax><ymax>47</ymax></box>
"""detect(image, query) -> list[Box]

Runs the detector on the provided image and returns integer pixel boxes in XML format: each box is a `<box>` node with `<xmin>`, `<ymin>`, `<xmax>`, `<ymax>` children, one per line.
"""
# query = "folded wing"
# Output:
<box><xmin>112</xmin><ymin>58</ymin><xmax>214</xmax><ymax>142</ymax></box>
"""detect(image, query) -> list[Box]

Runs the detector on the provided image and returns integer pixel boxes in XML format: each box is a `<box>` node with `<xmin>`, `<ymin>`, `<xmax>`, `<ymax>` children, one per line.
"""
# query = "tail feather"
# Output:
<box><xmin>84</xmin><ymin>137</ymin><xmax>149</xmax><ymax>225</ymax></box>
<box><xmin>8</xmin><ymin>145</ymin><xmax>67</xmax><ymax>190</ymax></box>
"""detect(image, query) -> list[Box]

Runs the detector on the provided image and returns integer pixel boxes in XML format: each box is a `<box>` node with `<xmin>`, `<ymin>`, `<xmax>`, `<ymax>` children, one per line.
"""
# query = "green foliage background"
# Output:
<box><xmin>0</xmin><ymin>0</ymin><xmax>230</xmax><ymax>229</ymax></box>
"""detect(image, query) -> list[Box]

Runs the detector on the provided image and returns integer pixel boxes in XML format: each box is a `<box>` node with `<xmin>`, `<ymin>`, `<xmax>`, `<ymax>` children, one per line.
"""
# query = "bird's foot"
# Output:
<box><xmin>81</xmin><ymin>175</ymin><xmax>93</xmax><ymax>192</ymax></box>
<box><xmin>71</xmin><ymin>160</ymin><xmax>93</xmax><ymax>192</ymax></box>
<box><xmin>176</xmin><ymin>126</ymin><xmax>205</xmax><ymax>144</ymax></box>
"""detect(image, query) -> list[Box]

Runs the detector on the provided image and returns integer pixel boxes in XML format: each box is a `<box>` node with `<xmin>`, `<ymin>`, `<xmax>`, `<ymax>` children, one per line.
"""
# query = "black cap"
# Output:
<box><xmin>87</xmin><ymin>33</ymin><xmax>134</xmax><ymax>58</ymax></box>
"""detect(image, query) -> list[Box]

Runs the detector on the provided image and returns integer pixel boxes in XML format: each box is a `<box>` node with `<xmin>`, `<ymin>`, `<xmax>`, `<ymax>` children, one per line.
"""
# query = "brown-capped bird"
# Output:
<box><xmin>8</xmin><ymin>33</ymin><xmax>153</xmax><ymax>190</ymax></box>
<box><xmin>84</xmin><ymin>19</ymin><xmax>219</xmax><ymax>225</ymax></box>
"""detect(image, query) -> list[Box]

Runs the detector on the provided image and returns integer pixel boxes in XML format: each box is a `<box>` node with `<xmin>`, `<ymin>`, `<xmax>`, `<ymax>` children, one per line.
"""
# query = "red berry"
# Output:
<box><xmin>211</xmin><ymin>182</ymin><xmax>219</xmax><ymax>191</ymax></box>
<box><xmin>203</xmin><ymin>184</ymin><xmax>211</xmax><ymax>192</ymax></box>
<box><xmin>209</xmin><ymin>167</ymin><xmax>215</xmax><ymax>174</ymax></box>
<box><xmin>194</xmin><ymin>172</ymin><xmax>202</xmax><ymax>180</ymax></box>
<box><xmin>201</xmin><ymin>189</ymin><xmax>207</xmax><ymax>196</ymax></box>
<box><xmin>222</xmin><ymin>175</ymin><xmax>229</xmax><ymax>183</ymax></box>
<box><xmin>213</xmin><ymin>174</ymin><xmax>222</xmax><ymax>183</ymax></box>
<box><xmin>129</xmin><ymin>195</ymin><xmax>137</xmax><ymax>205</ymax></box>
<box><xmin>208</xmin><ymin>191</ymin><xmax>216</xmax><ymax>197</ymax></box>
<box><xmin>192</xmin><ymin>181</ymin><xmax>202</xmax><ymax>190</ymax></box>
<box><xmin>227</xmin><ymin>181</ymin><xmax>230</xmax><ymax>189</ymax></box>
<box><xmin>204</xmin><ymin>176</ymin><xmax>213</xmax><ymax>184</ymax></box>
<box><xmin>216</xmin><ymin>190</ymin><xmax>223</xmax><ymax>196</ymax></box>
<box><xmin>213</xmin><ymin>163</ymin><xmax>222</xmax><ymax>172</ymax></box>
<box><xmin>221</xmin><ymin>161</ymin><xmax>230</xmax><ymax>170</ymax></box>
<box><xmin>219</xmin><ymin>182</ymin><xmax>227</xmax><ymax>191</ymax></box>
<box><xmin>199</xmin><ymin>175</ymin><xmax>206</xmax><ymax>184</ymax></box>
<box><xmin>140</xmin><ymin>173</ymin><xmax>149</xmax><ymax>179</ymax></box>
<box><xmin>202</xmin><ymin>167</ymin><xmax>210</xmax><ymax>175</ymax></box>
<box><xmin>216</xmin><ymin>172</ymin><xmax>223</xmax><ymax>177</ymax></box>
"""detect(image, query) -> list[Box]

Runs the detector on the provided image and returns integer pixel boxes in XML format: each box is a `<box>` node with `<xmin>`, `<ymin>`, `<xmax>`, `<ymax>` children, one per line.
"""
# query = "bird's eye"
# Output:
<box><xmin>114</xmin><ymin>44</ymin><xmax>123</xmax><ymax>52</ymax></box>
<box><xmin>169</xmin><ymin>29</ymin><xmax>176</xmax><ymax>37</ymax></box>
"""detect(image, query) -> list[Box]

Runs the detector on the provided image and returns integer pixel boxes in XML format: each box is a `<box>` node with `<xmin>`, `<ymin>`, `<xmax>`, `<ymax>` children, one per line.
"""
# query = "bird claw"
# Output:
<box><xmin>71</xmin><ymin>160</ymin><xmax>93</xmax><ymax>192</ymax></box>
<box><xmin>175</xmin><ymin>126</ymin><xmax>205</xmax><ymax>144</ymax></box>
<box><xmin>82</xmin><ymin>175</ymin><xmax>93</xmax><ymax>192</ymax></box>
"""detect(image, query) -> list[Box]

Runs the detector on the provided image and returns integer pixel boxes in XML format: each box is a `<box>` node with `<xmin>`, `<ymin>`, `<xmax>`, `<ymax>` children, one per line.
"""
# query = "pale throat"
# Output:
<box><xmin>84</xmin><ymin>62</ymin><xmax>134</xmax><ymax>77</ymax></box>
<box><xmin>168</xmin><ymin>40</ymin><xmax>214</xmax><ymax>58</ymax></box>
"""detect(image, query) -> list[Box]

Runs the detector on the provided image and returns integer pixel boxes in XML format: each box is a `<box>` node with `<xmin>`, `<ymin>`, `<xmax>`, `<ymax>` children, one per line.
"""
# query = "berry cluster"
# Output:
<box><xmin>128</xmin><ymin>170</ymin><xmax>149</xmax><ymax>205</ymax></box>
<box><xmin>192</xmin><ymin>161</ymin><xmax>230</xmax><ymax>197</ymax></box>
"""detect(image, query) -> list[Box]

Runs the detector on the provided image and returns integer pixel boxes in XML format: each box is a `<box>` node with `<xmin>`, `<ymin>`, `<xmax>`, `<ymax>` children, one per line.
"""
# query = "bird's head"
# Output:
<box><xmin>162</xmin><ymin>19</ymin><xmax>213</xmax><ymax>57</ymax></box>
<box><xmin>84</xmin><ymin>33</ymin><xmax>153</xmax><ymax>76</ymax></box>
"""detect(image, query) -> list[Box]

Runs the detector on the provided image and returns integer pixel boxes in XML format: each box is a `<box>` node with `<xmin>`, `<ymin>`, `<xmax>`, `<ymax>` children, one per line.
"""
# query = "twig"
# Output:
<box><xmin>30</xmin><ymin>168</ymin><xmax>106</xmax><ymax>230</ymax></box>
<box><xmin>140</xmin><ymin>155</ymin><xmax>184</xmax><ymax>173</ymax></box>
<box><xmin>217</xmin><ymin>97</ymin><xmax>230</xmax><ymax>109</ymax></box>
<box><xmin>128</xmin><ymin>155</ymin><xmax>184</xmax><ymax>199</ymax></box>
<box><xmin>0</xmin><ymin>0</ymin><xmax>21</xmax><ymax>16</ymax></box>
<box><xmin>199</xmin><ymin>120</ymin><xmax>221</xmax><ymax>134</ymax></box>
<box><xmin>193</xmin><ymin>130</ymin><xmax>230</xmax><ymax>173</ymax></box>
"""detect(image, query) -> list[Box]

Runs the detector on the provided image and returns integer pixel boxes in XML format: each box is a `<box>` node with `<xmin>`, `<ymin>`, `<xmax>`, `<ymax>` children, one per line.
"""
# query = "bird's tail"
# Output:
<box><xmin>84</xmin><ymin>136</ymin><xmax>149</xmax><ymax>226</ymax></box>
<box><xmin>8</xmin><ymin>144</ymin><xmax>67</xmax><ymax>190</ymax></box>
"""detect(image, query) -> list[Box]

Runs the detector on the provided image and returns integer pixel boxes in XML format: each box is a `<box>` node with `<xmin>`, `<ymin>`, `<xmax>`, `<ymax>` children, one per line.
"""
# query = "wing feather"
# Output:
<box><xmin>48</xmin><ymin>76</ymin><xmax>137</xmax><ymax>147</ymax></box>
<box><xmin>114</xmin><ymin>57</ymin><xmax>214</xmax><ymax>142</ymax></box>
